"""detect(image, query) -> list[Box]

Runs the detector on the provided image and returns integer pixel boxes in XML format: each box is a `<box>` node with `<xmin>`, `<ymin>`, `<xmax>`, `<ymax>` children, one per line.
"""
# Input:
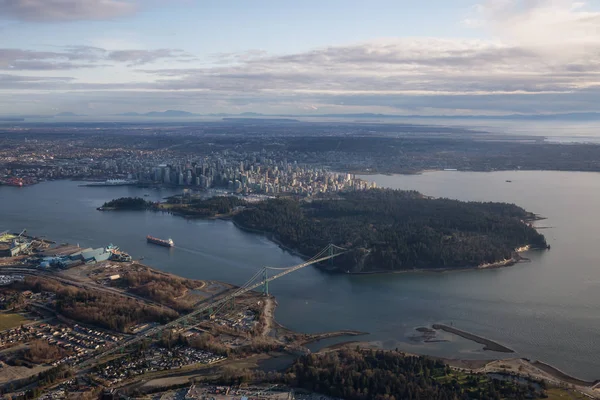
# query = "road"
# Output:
<box><xmin>0</xmin><ymin>266</ymin><xmax>172</xmax><ymax>311</ymax></box>
<box><xmin>1</xmin><ymin>247</ymin><xmax>345</xmax><ymax>372</ymax></box>
<box><xmin>262</xmin><ymin>297</ymin><xmax>275</xmax><ymax>337</ymax></box>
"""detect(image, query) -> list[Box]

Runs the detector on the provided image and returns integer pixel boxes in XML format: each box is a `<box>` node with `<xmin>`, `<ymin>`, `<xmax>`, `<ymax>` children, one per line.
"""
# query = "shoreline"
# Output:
<box><xmin>530</xmin><ymin>360</ymin><xmax>599</xmax><ymax>387</ymax></box>
<box><xmin>316</xmin><ymin>340</ymin><xmax>600</xmax><ymax>396</ymax></box>
<box><xmin>232</xmin><ymin>218</ymin><xmax>539</xmax><ymax>275</ymax></box>
<box><xmin>10</xmin><ymin>235</ymin><xmax>599</xmax><ymax>394</ymax></box>
<box><xmin>95</xmin><ymin>204</ymin><xmax>540</xmax><ymax>276</ymax></box>
<box><xmin>431</xmin><ymin>324</ymin><xmax>514</xmax><ymax>353</ymax></box>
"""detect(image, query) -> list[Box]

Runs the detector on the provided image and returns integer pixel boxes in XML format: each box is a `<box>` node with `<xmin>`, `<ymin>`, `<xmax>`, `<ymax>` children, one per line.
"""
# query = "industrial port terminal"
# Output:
<box><xmin>0</xmin><ymin>229</ymin><xmax>132</xmax><ymax>266</ymax></box>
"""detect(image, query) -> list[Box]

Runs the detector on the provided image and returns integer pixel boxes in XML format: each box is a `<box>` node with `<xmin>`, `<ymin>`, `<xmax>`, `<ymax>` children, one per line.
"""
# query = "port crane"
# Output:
<box><xmin>78</xmin><ymin>243</ymin><xmax>348</xmax><ymax>368</ymax></box>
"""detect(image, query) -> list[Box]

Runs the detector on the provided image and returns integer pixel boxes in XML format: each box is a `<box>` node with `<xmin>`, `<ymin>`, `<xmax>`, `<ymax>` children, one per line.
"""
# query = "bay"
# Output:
<box><xmin>0</xmin><ymin>172</ymin><xmax>599</xmax><ymax>380</ymax></box>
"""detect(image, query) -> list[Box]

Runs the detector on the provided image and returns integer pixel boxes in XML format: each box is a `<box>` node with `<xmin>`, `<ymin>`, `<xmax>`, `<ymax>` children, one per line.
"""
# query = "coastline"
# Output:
<box><xmin>315</xmin><ymin>341</ymin><xmax>600</xmax><ymax>398</ymax></box>
<box><xmin>431</xmin><ymin>324</ymin><xmax>514</xmax><ymax>353</ymax></box>
<box><xmin>97</xmin><ymin>205</ymin><xmax>544</xmax><ymax>276</ymax></box>
<box><xmin>232</xmin><ymin>217</ymin><xmax>537</xmax><ymax>275</ymax></box>
<box><xmin>7</xmin><ymin>229</ymin><xmax>599</xmax><ymax>396</ymax></box>
<box><xmin>260</xmin><ymin>283</ymin><xmax>596</xmax><ymax>394</ymax></box>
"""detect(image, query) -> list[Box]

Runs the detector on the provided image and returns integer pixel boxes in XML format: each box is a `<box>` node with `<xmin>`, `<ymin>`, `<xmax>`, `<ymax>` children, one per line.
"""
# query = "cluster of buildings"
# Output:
<box><xmin>37</xmin><ymin>377</ymin><xmax>97</xmax><ymax>400</ymax></box>
<box><xmin>0</xmin><ymin>130</ymin><xmax>155</xmax><ymax>186</ymax></box>
<box><xmin>0</xmin><ymin>274</ymin><xmax>24</xmax><ymax>286</ymax></box>
<box><xmin>213</xmin><ymin>310</ymin><xmax>258</xmax><ymax>333</ymax></box>
<box><xmin>37</xmin><ymin>244</ymin><xmax>130</xmax><ymax>269</ymax></box>
<box><xmin>149</xmin><ymin>156</ymin><xmax>375</xmax><ymax>196</ymax></box>
<box><xmin>184</xmin><ymin>385</ymin><xmax>295</xmax><ymax>400</ymax></box>
<box><xmin>1</xmin><ymin>129</ymin><xmax>377</xmax><ymax>197</ymax></box>
<box><xmin>40</xmin><ymin>323</ymin><xmax>122</xmax><ymax>365</ymax></box>
<box><xmin>0</xmin><ymin>322</ymin><xmax>123</xmax><ymax>364</ymax></box>
<box><xmin>96</xmin><ymin>345</ymin><xmax>225</xmax><ymax>385</ymax></box>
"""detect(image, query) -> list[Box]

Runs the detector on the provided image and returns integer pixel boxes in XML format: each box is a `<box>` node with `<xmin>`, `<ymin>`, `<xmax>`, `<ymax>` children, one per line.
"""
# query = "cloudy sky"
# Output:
<box><xmin>1</xmin><ymin>0</ymin><xmax>599</xmax><ymax>116</ymax></box>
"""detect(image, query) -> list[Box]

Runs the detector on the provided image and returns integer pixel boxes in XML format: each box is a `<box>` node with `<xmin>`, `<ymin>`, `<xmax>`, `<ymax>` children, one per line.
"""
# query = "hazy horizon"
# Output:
<box><xmin>2</xmin><ymin>0</ymin><xmax>600</xmax><ymax>117</ymax></box>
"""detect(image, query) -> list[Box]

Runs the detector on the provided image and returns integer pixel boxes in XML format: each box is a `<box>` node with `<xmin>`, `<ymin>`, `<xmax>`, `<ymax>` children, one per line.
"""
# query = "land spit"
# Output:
<box><xmin>432</xmin><ymin>324</ymin><xmax>515</xmax><ymax>353</ymax></box>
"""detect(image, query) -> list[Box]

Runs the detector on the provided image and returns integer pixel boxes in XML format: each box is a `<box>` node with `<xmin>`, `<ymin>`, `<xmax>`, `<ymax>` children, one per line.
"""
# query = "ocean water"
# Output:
<box><xmin>1</xmin><ymin>173</ymin><xmax>599</xmax><ymax>380</ymax></box>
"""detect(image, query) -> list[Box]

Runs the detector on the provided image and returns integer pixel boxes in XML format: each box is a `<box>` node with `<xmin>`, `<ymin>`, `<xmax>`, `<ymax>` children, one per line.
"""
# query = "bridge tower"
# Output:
<box><xmin>262</xmin><ymin>267</ymin><xmax>269</xmax><ymax>296</ymax></box>
<box><xmin>329</xmin><ymin>244</ymin><xmax>334</xmax><ymax>267</ymax></box>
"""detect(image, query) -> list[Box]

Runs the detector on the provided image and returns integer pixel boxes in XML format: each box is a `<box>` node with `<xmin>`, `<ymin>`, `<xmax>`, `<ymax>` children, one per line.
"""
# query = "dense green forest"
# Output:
<box><xmin>101</xmin><ymin>197</ymin><xmax>153</xmax><ymax>210</ymax></box>
<box><xmin>233</xmin><ymin>189</ymin><xmax>547</xmax><ymax>273</ymax></box>
<box><xmin>166</xmin><ymin>196</ymin><xmax>246</xmax><ymax>218</ymax></box>
<box><xmin>289</xmin><ymin>349</ymin><xmax>546</xmax><ymax>400</ymax></box>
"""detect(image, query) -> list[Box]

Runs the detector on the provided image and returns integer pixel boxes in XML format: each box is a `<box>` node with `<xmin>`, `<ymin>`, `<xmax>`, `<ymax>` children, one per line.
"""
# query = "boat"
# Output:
<box><xmin>146</xmin><ymin>235</ymin><xmax>174</xmax><ymax>247</ymax></box>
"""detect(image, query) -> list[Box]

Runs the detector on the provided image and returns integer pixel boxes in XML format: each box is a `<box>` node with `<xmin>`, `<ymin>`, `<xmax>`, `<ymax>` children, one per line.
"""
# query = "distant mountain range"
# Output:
<box><xmin>4</xmin><ymin>110</ymin><xmax>600</xmax><ymax>122</ymax></box>
<box><xmin>112</xmin><ymin>110</ymin><xmax>600</xmax><ymax>121</ymax></box>
<box><xmin>117</xmin><ymin>110</ymin><xmax>197</xmax><ymax>117</ymax></box>
<box><xmin>55</xmin><ymin>112</ymin><xmax>86</xmax><ymax>117</ymax></box>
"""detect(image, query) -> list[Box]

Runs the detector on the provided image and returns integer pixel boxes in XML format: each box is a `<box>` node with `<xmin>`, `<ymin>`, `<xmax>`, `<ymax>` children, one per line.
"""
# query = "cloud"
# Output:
<box><xmin>0</xmin><ymin>73</ymin><xmax>73</xmax><ymax>82</ymax></box>
<box><xmin>469</xmin><ymin>0</ymin><xmax>600</xmax><ymax>56</ymax></box>
<box><xmin>0</xmin><ymin>46</ymin><xmax>185</xmax><ymax>70</ymax></box>
<box><xmin>133</xmin><ymin>35</ymin><xmax>599</xmax><ymax>96</ymax></box>
<box><xmin>211</xmin><ymin>50</ymin><xmax>269</xmax><ymax>65</ymax></box>
<box><xmin>0</xmin><ymin>73</ymin><xmax>74</xmax><ymax>90</ymax></box>
<box><xmin>0</xmin><ymin>0</ymin><xmax>137</xmax><ymax>22</ymax></box>
<box><xmin>107</xmin><ymin>49</ymin><xmax>191</xmax><ymax>66</ymax></box>
<box><xmin>3</xmin><ymin>0</ymin><xmax>600</xmax><ymax>116</ymax></box>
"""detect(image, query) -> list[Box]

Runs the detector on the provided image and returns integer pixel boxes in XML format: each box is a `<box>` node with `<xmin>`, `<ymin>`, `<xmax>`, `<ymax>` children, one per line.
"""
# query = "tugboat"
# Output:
<box><xmin>146</xmin><ymin>235</ymin><xmax>174</xmax><ymax>247</ymax></box>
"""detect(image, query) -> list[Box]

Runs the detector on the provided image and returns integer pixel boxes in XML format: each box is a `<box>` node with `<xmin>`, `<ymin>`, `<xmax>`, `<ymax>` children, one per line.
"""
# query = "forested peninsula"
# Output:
<box><xmin>232</xmin><ymin>189</ymin><xmax>547</xmax><ymax>273</ymax></box>
<box><xmin>98</xmin><ymin>197</ymin><xmax>153</xmax><ymax>211</ymax></box>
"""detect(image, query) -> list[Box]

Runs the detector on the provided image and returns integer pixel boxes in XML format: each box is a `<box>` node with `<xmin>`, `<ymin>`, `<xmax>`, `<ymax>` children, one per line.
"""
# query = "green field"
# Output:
<box><xmin>0</xmin><ymin>313</ymin><xmax>28</xmax><ymax>330</ymax></box>
<box><xmin>546</xmin><ymin>388</ymin><xmax>591</xmax><ymax>400</ymax></box>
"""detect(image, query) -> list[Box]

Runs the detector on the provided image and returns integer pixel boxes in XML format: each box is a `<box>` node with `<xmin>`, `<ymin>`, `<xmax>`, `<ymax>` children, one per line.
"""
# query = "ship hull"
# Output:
<box><xmin>146</xmin><ymin>236</ymin><xmax>174</xmax><ymax>247</ymax></box>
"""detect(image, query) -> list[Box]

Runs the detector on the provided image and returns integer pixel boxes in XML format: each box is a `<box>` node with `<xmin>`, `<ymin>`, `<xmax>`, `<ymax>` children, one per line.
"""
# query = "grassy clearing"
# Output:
<box><xmin>0</xmin><ymin>313</ymin><xmax>28</xmax><ymax>331</ymax></box>
<box><xmin>545</xmin><ymin>388</ymin><xmax>591</xmax><ymax>400</ymax></box>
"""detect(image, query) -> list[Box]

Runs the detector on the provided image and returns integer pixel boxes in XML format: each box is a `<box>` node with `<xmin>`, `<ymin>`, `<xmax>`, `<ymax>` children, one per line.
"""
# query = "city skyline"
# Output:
<box><xmin>2</xmin><ymin>0</ymin><xmax>600</xmax><ymax>117</ymax></box>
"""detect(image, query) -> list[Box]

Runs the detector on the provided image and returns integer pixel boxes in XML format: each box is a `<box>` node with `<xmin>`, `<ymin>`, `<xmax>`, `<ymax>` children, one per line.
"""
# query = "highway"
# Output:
<box><xmin>77</xmin><ymin>245</ymin><xmax>346</xmax><ymax>370</ymax></box>
<box><xmin>0</xmin><ymin>243</ymin><xmax>347</xmax><ymax>372</ymax></box>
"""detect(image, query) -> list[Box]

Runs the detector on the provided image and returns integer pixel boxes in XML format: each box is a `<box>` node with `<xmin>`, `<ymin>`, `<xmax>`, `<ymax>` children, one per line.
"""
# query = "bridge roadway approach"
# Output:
<box><xmin>74</xmin><ymin>243</ymin><xmax>347</xmax><ymax>370</ymax></box>
<box><xmin>0</xmin><ymin>266</ymin><xmax>172</xmax><ymax>311</ymax></box>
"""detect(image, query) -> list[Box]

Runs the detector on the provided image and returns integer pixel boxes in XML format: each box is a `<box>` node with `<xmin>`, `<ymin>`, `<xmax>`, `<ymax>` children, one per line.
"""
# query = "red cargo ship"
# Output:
<box><xmin>146</xmin><ymin>235</ymin><xmax>174</xmax><ymax>247</ymax></box>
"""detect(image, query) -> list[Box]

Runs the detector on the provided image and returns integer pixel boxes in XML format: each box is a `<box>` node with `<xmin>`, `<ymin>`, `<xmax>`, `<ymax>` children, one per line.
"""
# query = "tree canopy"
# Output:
<box><xmin>101</xmin><ymin>197</ymin><xmax>153</xmax><ymax>210</ymax></box>
<box><xmin>289</xmin><ymin>349</ymin><xmax>546</xmax><ymax>400</ymax></box>
<box><xmin>233</xmin><ymin>189</ymin><xmax>547</xmax><ymax>273</ymax></box>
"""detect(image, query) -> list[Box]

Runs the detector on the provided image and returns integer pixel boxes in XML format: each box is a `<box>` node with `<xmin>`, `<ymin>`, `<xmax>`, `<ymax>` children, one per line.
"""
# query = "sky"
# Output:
<box><xmin>1</xmin><ymin>0</ymin><xmax>600</xmax><ymax>116</ymax></box>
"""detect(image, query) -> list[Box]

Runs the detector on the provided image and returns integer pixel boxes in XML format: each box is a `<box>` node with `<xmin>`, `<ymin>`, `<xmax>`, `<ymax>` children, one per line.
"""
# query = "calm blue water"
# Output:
<box><xmin>1</xmin><ymin>173</ymin><xmax>599</xmax><ymax>380</ymax></box>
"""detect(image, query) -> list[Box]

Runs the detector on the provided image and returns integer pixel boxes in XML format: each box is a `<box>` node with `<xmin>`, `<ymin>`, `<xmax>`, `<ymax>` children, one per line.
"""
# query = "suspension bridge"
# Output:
<box><xmin>78</xmin><ymin>243</ymin><xmax>347</xmax><ymax>369</ymax></box>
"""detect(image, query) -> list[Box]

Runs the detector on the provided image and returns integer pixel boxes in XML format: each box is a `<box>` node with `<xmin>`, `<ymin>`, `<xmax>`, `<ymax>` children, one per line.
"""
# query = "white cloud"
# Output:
<box><xmin>0</xmin><ymin>0</ymin><xmax>137</xmax><ymax>22</ymax></box>
<box><xmin>470</xmin><ymin>0</ymin><xmax>600</xmax><ymax>57</ymax></box>
<box><xmin>2</xmin><ymin>0</ymin><xmax>600</xmax><ymax>115</ymax></box>
<box><xmin>0</xmin><ymin>46</ymin><xmax>189</xmax><ymax>70</ymax></box>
